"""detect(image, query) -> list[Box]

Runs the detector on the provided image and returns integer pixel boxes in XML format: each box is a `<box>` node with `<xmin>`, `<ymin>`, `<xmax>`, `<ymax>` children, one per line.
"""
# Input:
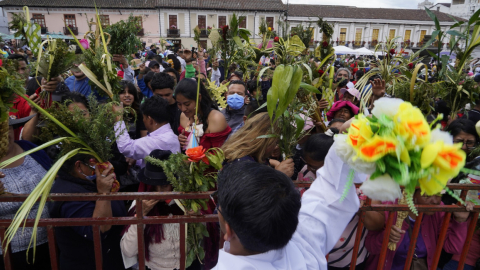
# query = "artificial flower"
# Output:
<box><xmin>335</xmin><ymin>134</ymin><xmax>376</xmax><ymax>174</ymax></box>
<box><xmin>389</xmin><ymin>49</ymin><xmax>396</xmax><ymax>55</ymax></box>
<box><xmin>408</xmin><ymin>62</ymin><xmax>414</xmax><ymax>69</ymax></box>
<box><xmin>79</xmin><ymin>39</ymin><xmax>90</xmax><ymax>50</ymax></box>
<box><xmin>274</xmin><ymin>36</ymin><xmax>280</xmax><ymax>42</ymax></box>
<box><xmin>418</xmin><ymin>170</ymin><xmax>449</xmax><ymax>195</ymax></box>
<box><xmin>357</xmin><ymin>135</ymin><xmax>398</xmax><ymax>162</ymax></box>
<box><xmin>322</xmin><ymin>41</ymin><xmax>329</xmax><ymax>48</ymax></box>
<box><xmin>347</xmin><ymin>114</ymin><xmax>373</xmax><ymax>149</ymax></box>
<box><xmin>371</xmin><ymin>97</ymin><xmax>403</xmax><ymax>119</ymax></box>
<box><xmin>359</xmin><ymin>174</ymin><xmax>403</xmax><ymax>202</ymax></box>
<box><xmin>430</xmin><ymin>128</ymin><xmax>453</xmax><ymax>145</ymax></box>
<box><xmin>421</xmin><ymin>141</ymin><xmax>465</xmax><ymax>171</ymax></box>
<box><xmin>186</xmin><ymin>146</ymin><xmax>210</xmax><ymax>164</ymax></box>
<box><xmin>318</xmin><ymin>69</ymin><xmax>324</xmax><ymax>76</ymax></box>
<box><xmin>268</xmin><ymin>27</ymin><xmax>272</xmax><ymax>31</ymax></box>
<box><xmin>393</xmin><ymin>102</ymin><xmax>431</xmax><ymax>148</ymax></box>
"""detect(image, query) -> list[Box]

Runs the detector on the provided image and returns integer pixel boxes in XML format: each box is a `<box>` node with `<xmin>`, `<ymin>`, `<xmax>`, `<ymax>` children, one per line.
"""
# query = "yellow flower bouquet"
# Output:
<box><xmin>335</xmin><ymin>97</ymin><xmax>466</xmax><ymax>214</ymax></box>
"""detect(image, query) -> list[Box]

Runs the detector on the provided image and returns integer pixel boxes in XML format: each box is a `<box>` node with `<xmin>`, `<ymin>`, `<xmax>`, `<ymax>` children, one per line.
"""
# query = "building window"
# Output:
<box><xmin>372</xmin><ymin>29</ymin><xmax>379</xmax><ymax>41</ymax></box>
<box><xmin>340</xmin><ymin>28</ymin><xmax>347</xmax><ymax>45</ymax></box>
<box><xmin>419</xmin><ymin>30</ymin><xmax>427</xmax><ymax>42</ymax></box>
<box><xmin>64</xmin><ymin>14</ymin><xmax>76</xmax><ymax>27</ymax></box>
<box><xmin>218</xmin><ymin>16</ymin><xmax>226</xmax><ymax>28</ymax></box>
<box><xmin>198</xmin><ymin>15</ymin><xmax>206</xmax><ymax>29</ymax></box>
<box><xmin>135</xmin><ymin>16</ymin><xmax>143</xmax><ymax>28</ymax></box>
<box><xmin>239</xmin><ymin>16</ymin><xmax>246</xmax><ymax>28</ymax></box>
<box><xmin>452</xmin><ymin>0</ymin><xmax>465</xmax><ymax>4</ymax></box>
<box><xmin>355</xmin><ymin>28</ymin><xmax>362</xmax><ymax>45</ymax></box>
<box><xmin>266</xmin><ymin>17</ymin><xmax>274</xmax><ymax>29</ymax></box>
<box><xmin>99</xmin><ymin>15</ymin><xmax>110</xmax><ymax>27</ymax></box>
<box><xmin>169</xmin><ymin>15</ymin><xmax>177</xmax><ymax>29</ymax></box>
<box><xmin>33</xmin><ymin>14</ymin><xmax>45</xmax><ymax>27</ymax></box>
<box><xmin>404</xmin><ymin>30</ymin><xmax>411</xmax><ymax>41</ymax></box>
<box><xmin>389</xmin><ymin>29</ymin><xmax>396</xmax><ymax>40</ymax></box>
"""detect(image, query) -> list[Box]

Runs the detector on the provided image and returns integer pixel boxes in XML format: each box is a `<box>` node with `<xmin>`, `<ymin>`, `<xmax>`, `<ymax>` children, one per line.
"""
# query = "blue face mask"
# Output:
<box><xmin>227</xmin><ymin>93</ymin><xmax>244</xmax><ymax>110</ymax></box>
<box><xmin>81</xmin><ymin>163</ymin><xmax>97</xmax><ymax>181</ymax></box>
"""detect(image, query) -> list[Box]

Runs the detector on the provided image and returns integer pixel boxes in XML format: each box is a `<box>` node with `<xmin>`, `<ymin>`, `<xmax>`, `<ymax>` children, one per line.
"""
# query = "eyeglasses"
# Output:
<box><xmin>82</xmin><ymin>162</ymin><xmax>96</xmax><ymax>171</ymax></box>
<box><xmin>453</xmin><ymin>139</ymin><xmax>477</xmax><ymax>149</ymax></box>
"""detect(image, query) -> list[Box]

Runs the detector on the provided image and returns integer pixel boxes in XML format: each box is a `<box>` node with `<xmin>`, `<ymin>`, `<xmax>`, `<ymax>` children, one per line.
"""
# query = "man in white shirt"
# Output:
<box><xmin>175</xmin><ymin>48</ymin><xmax>186</xmax><ymax>72</ymax></box>
<box><xmin>212</xmin><ymin>144</ymin><xmax>366</xmax><ymax>270</ymax></box>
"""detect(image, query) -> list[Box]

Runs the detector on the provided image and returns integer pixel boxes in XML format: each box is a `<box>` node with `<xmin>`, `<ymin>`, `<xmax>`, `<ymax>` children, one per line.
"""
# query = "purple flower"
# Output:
<box><xmin>79</xmin><ymin>39</ymin><xmax>90</xmax><ymax>50</ymax></box>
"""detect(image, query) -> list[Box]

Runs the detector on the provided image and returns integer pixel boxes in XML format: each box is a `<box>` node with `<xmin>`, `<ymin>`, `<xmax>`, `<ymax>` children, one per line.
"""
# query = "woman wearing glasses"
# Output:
<box><xmin>446</xmin><ymin>118</ymin><xmax>479</xmax><ymax>158</ymax></box>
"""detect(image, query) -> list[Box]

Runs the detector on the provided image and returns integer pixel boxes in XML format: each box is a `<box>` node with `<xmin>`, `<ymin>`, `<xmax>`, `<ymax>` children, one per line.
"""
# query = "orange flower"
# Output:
<box><xmin>186</xmin><ymin>146</ymin><xmax>210</xmax><ymax>164</ymax></box>
<box><xmin>357</xmin><ymin>135</ymin><xmax>398</xmax><ymax>162</ymax></box>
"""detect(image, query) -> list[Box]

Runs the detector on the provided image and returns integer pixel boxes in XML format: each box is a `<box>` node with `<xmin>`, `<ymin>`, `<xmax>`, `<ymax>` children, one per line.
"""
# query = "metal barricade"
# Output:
<box><xmin>0</xmin><ymin>183</ymin><xmax>479</xmax><ymax>270</ymax></box>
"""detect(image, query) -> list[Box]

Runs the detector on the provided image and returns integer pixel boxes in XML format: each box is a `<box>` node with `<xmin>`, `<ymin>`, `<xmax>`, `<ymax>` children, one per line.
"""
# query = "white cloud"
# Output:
<box><xmin>282</xmin><ymin>0</ymin><xmax>427</xmax><ymax>9</ymax></box>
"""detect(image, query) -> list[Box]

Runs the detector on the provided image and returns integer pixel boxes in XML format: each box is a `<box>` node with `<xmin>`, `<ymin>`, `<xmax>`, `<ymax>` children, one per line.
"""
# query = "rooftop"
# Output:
<box><xmin>287</xmin><ymin>4</ymin><xmax>462</xmax><ymax>22</ymax></box>
<box><xmin>0</xmin><ymin>0</ymin><xmax>286</xmax><ymax>11</ymax></box>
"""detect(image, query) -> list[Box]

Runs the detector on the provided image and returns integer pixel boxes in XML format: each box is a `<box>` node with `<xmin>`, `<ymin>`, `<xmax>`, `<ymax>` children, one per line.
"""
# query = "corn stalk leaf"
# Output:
<box><xmin>0</xmin><ymin>137</ymin><xmax>67</xmax><ymax>168</ymax></box>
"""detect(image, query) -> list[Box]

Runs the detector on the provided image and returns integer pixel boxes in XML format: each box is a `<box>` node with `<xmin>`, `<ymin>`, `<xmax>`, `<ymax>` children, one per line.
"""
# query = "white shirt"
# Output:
<box><xmin>211</xmin><ymin>68</ymin><xmax>221</xmax><ymax>86</ymax></box>
<box><xmin>212</xmin><ymin>144</ymin><xmax>367</xmax><ymax>270</ymax></box>
<box><xmin>177</xmin><ymin>56</ymin><xmax>186</xmax><ymax>72</ymax></box>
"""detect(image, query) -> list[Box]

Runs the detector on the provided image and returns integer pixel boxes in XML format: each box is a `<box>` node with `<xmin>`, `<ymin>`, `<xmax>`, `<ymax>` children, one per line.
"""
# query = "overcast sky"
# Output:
<box><xmin>281</xmin><ymin>0</ymin><xmax>439</xmax><ymax>9</ymax></box>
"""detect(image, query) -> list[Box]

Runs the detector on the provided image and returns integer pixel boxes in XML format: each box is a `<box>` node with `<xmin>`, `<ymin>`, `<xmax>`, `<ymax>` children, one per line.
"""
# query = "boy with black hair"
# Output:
<box><xmin>150</xmin><ymin>72</ymin><xmax>181</xmax><ymax>135</ymax></box>
<box><xmin>213</xmin><ymin>143</ymin><xmax>366</xmax><ymax>270</ymax></box>
<box><xmin>113</xmin><ymin>96</ymin><xmax>180</xmax><ymax>168</ymax></box>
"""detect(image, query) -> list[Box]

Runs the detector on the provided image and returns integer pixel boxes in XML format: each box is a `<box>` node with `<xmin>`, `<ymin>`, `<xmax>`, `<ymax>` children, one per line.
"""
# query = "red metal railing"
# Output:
<box><xmin>0</xmin><ymin>184</ymin><xmax>479</xmax><ymax>270</ymax></box>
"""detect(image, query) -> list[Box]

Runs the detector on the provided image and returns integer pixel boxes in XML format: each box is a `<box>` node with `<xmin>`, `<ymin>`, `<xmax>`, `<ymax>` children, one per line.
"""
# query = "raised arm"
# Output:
<box><xmin>291</xmin><ymin>144</ymin><xmax>367</xmax><ymax>269</ymax></box>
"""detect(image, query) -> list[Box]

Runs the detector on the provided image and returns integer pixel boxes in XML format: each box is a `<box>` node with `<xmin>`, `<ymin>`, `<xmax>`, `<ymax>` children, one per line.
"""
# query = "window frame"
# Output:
<box><xmin>218</xmin><ymin>15</ymin><xmax>227</xmax><ymax>28</ymax></box>
<box><xmin>32</xmin><ymin>14</ymin><xmax>46</xmax><ymax>27</ymax></box>
<box><xmin>64</xmin><ymin>14</ymin><xmax>77</xmax><ymax>28</ymax></box>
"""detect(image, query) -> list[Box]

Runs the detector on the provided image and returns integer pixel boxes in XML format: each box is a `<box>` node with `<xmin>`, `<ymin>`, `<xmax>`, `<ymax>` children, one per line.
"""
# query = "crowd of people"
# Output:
<box><xmin>0</xmin><ymin>41</ymin><xmax>479</xmax><ymax>270</ymax></box>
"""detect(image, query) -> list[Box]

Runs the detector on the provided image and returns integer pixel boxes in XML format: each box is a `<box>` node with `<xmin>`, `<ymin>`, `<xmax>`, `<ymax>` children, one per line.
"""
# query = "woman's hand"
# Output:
<box><xmin>389</xmin><ymin>225</ymin><xmax>405</xmax><ymax>244</ymax></box>
<box><xmin>95</xmin><ymin>163</ymin><xmax>115</xmax><ymax>194</ymax></box>
<box><xmin>178</xmin><ymin>130</ymin><xmax>188</xmax><ymax>148</ymax></box>
<box><xmin>453</xmin><ymin>202</ymin><xmax>474</xmax><ymax>223</ymax></box>
<box><xmin>270</xmin><ymin>158</ymin><xmax>294</xmax><ymax>177</ymax></box>
<box><xmin>142</xmin><ymin>199</ymin><xmax>159</xmax><ymax>216</ymax></box>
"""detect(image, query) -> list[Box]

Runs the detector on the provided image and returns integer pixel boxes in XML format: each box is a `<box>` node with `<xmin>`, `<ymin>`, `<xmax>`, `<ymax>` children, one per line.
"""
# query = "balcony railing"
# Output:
<box><xmin>370</xmin><ymin>40</ymin><xmax>378</xmax><ymax>47</ymax></box>
<box><xmin>136</xmin><ymin>28</ymin><xmax>144</xmax><ymax>36</ymax></box>
<box><xmin>200</xmin><ymin>29</ymin><xmax>208</xmax><ymax>38</ymax></box>
<box><xmin>167</xmin><ymin>29</ymin><xmax>180</xmax><ymax>38</ymax></box>
<box><xmin>63</xmin><ymin>27</ymin><xmax>78</xmax><ymax>35</ymax></box>
<box><xmin>41</xmin><ymin>27</ymin><xmax>48</xmax><ymax>34</ymax></box>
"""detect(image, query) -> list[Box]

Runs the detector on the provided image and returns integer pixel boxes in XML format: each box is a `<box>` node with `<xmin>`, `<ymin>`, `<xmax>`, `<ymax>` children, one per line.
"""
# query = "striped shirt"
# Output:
<box><xmin>328</xmin><ymin>215</ymin><xmax>368</xmax><ymax>268</ymax></box>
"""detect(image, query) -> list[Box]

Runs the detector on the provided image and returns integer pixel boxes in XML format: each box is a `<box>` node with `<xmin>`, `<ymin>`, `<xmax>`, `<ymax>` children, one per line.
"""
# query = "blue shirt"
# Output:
<box><xmin>65</xmin><ymin>76</ymin><xmax>92</xmax><ymax>97</ymax></box>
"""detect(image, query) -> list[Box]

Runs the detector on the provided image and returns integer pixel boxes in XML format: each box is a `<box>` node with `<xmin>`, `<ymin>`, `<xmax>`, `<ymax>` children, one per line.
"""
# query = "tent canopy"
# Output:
<box><xmin>354</xmin><ymin>47</ymin><xmax>375</xmax><ymax>56</ymax></box>
<box><xmin>333</xmin><ymin>45</ymin><xmax>355</xmax><ymax>54</ymax></box>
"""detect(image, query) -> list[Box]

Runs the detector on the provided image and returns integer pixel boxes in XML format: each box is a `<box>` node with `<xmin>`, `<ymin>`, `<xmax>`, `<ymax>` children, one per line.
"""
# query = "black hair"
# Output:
<box><xmin>217</xmin><ymin>161</ymin><xmax>301</xmax><ymax>253</ymax></box>
<box><xmin>167</xmin><ymin>54</ymin><xmax>181</xmax><ymax>72</ymax></box>
<box><xmin>140</xmin><ymin>95</ymin><xmax>170</xmax><ymax>124</ymax></box>
<box><xmin>244</xmin><ymin>99</ymin><xmax>267</xmax><ymax>118</ymax></box>
<box><xmin>150</xmin><ymin>72</ymin><xmax>175</xmax><ymax>92</ymax></box>
<box><xmin>61</xmin><ymin>153</ymin><xmax>92</xmax><ymax>174</ymax></box>
<box><xmin>303</xmin><ymin>129</ymin><xmax>339</xmax><ymax>161</ymax></box>
<box><xmin>175</xmin><ymin>78</ymin><xmax>217</xmax><ymax>132</ymax></box>
<box><xmin>61</xmin><ymin>91</ymin><xmax>89</xmax><ymax>109</ymax></box>
<box><xmin>246</xmin><ymin>79</ymin><xmax>257</xmax><ymax>95</ymax></box>
<box><xmin>229</xmin><ymin>70</ymin><xmax>243</xmax><ymax>80</ymax></box>
<box><xmin>7</xmin><ymin>53</ymin><xmax>28</xmax><ymax>64</ymax></box>
<box><xmin>355</xmin><ymin>70</ymin><xmax>364</xmax><ymax>80</ymax></box>
<box><xmin>269</xmin><ymin>58</ymin><xmax>275</xmax><ymax>65</ymax></box>
<box><xmin>26</xmin><ymin>76</ymin><xmax>42</xmax><ymax>96</ymax></box>
<box><xmin>163</xmin><ymin>68</ymin><xmax>180</xmax><ymax>83</ymax></box>
<box><xmin>446</xmin><ymin>118</ymin><xmax>479</xmax><ymax>142</ymax></box>
<box><xmin>228</xmin><ymin>80</ymin><xmax>247</xmax><ymax>95</ymax></box>
<box><xmin>135</xmin><ymin>53</ymin><xmax>140</xmax><ymax>58</ymax></box>
<box><xmin>153</xmin><ymin>55</ymin><xmax>163</xmax><ymax>64</ymax></box>
<box><xmin>144</xmin><ymin>71</ymin><xmax>155</xmax><ymax>86</ymax></box>
<box><xmin>119</xmin><ymin>80</ymin><xmax>140</xmax><ymax>112</ymax></box>
<box><xmin>434</xmin><ymin>100</ymin><xmax>451</xmax><ymax>123</ymax></box>
<box><xmin>328</xmin><ymin>118</ymin><xmax>346</xmax><ymax>127</ymax></box>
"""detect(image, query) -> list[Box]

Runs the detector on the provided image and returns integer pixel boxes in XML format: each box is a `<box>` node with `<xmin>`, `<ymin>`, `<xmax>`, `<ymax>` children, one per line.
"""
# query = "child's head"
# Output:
<box><xmin>302</xmin><ymin>129</ymin><xmax>338</xmax><ymax>174</ymax></box>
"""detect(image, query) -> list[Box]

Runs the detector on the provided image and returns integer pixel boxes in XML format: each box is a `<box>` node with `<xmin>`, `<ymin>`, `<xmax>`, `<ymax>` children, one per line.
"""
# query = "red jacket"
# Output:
<box><xmin>9</xmin><ymin>95</ymin><xmax>31</xmax><ymax>140</ymax></box>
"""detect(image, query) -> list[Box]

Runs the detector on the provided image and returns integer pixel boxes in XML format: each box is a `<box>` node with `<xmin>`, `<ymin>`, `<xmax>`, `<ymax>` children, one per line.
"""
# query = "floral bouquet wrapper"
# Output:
<box><xmin>335</xmin><ymin>98</ymin><xmax>466</xmax><ymax>213</ymax></box>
